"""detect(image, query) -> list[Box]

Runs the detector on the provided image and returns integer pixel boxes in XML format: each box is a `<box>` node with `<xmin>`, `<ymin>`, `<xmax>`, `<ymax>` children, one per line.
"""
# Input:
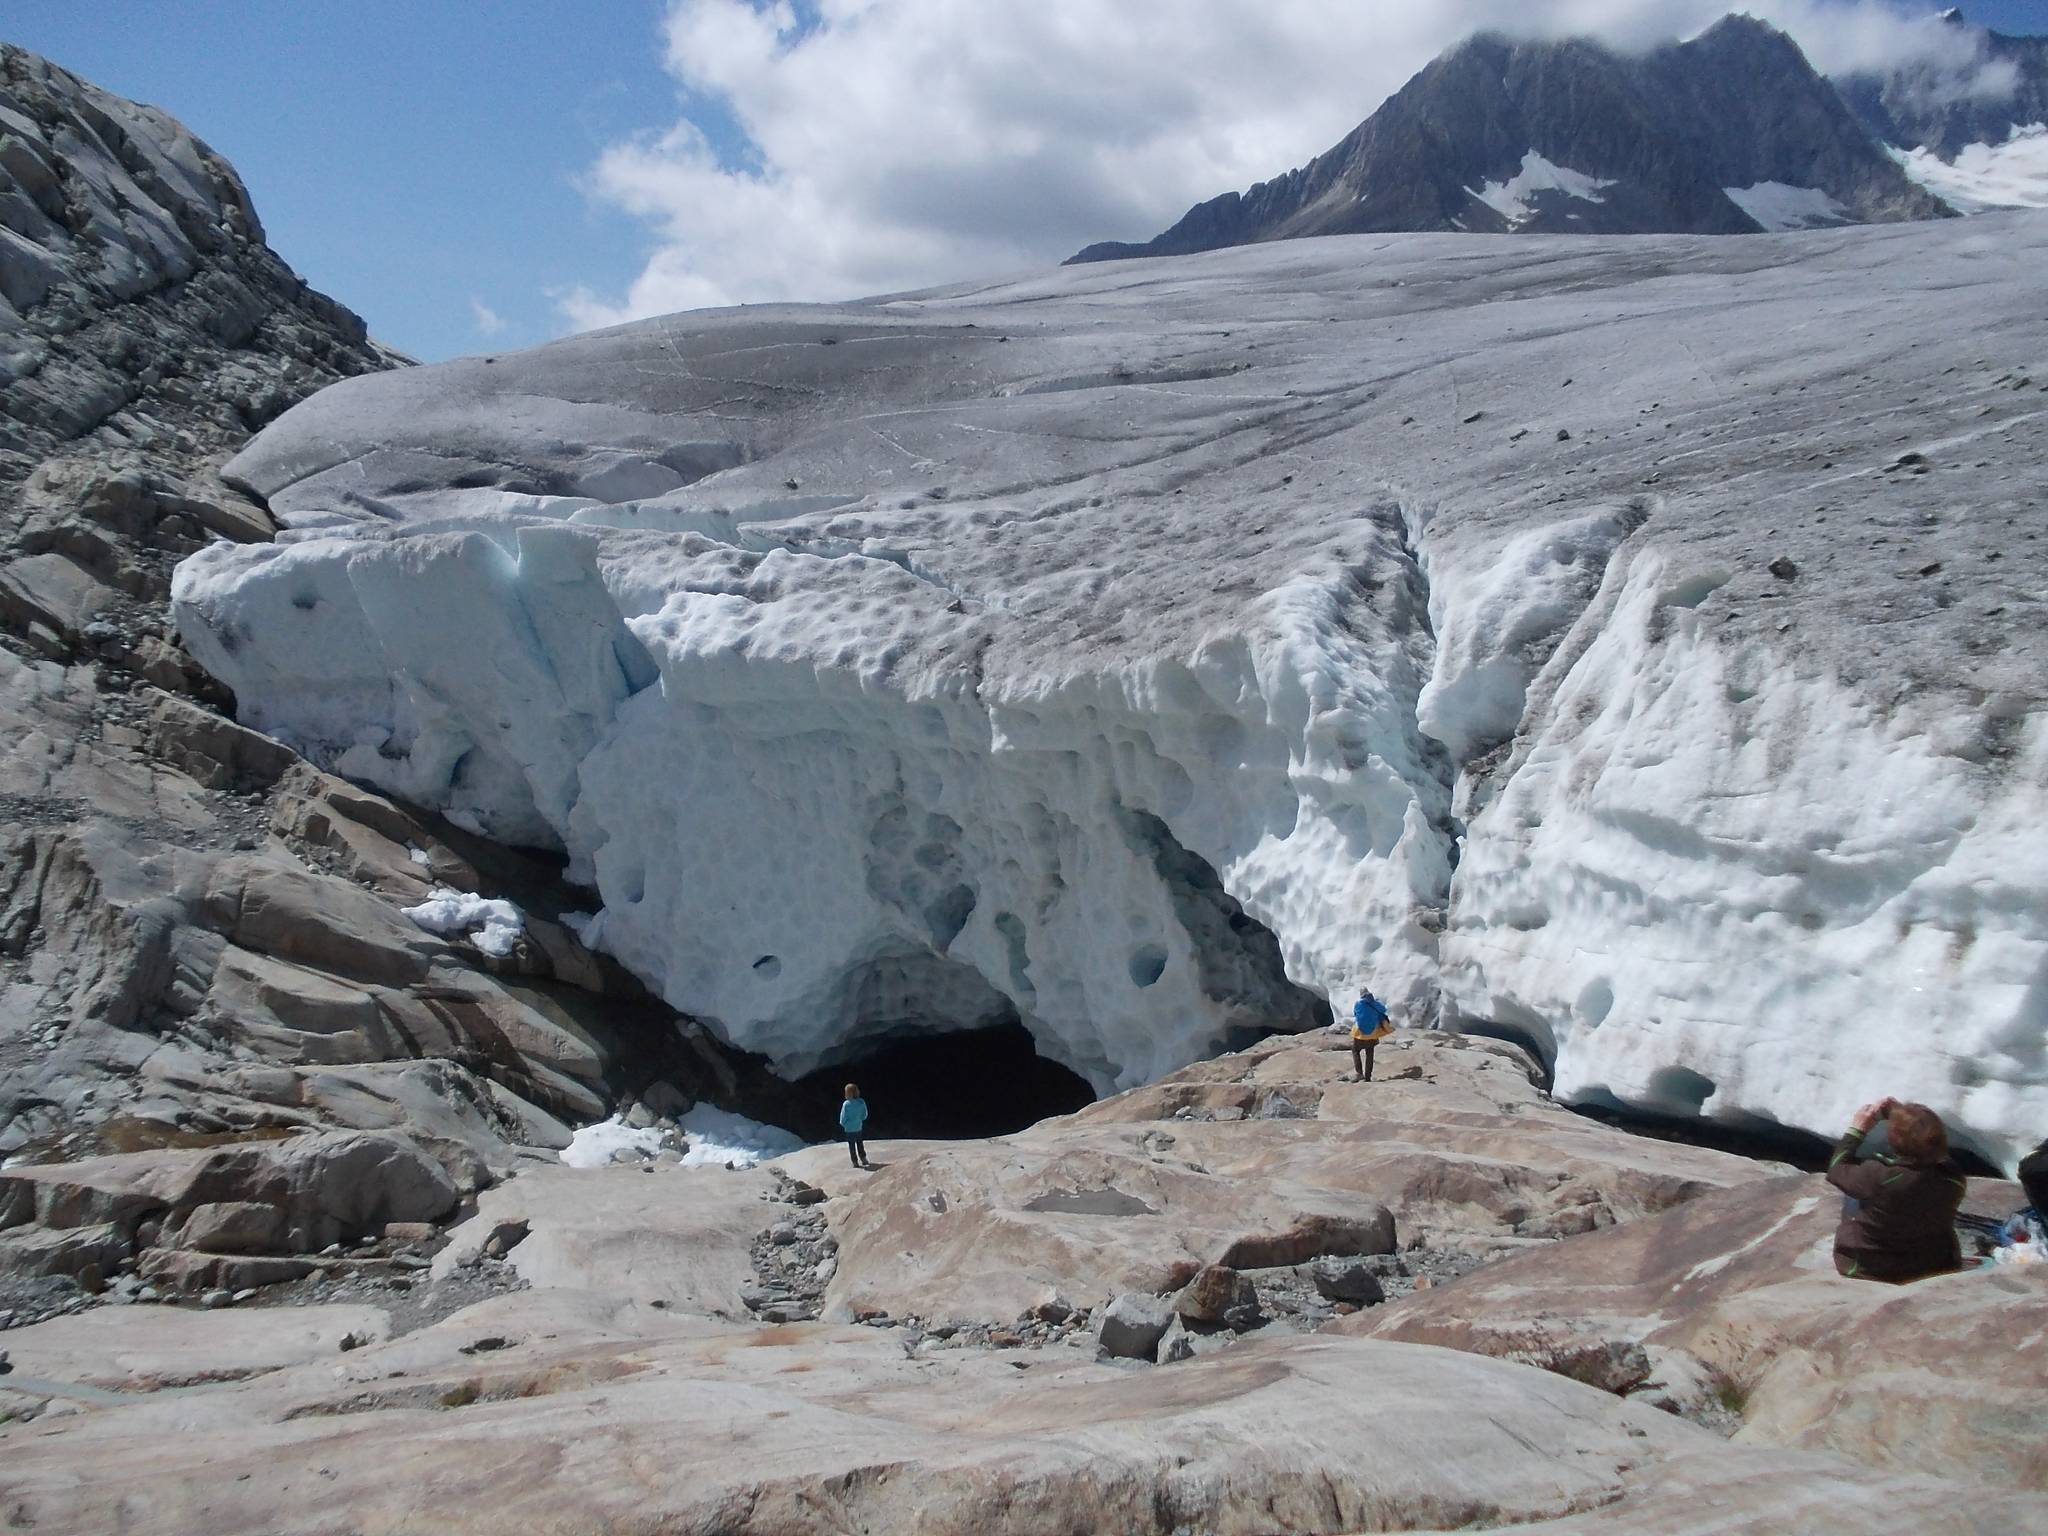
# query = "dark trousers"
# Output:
<box><xmin>1350</xmin><ymin>1039</ymin><xmax>1377</xmax><ymax>1081</ymax></box>
<box><xmin>845</xmin><ymin>1132</ymin><xmax>867</xmax><ymax>1166</ymax></box>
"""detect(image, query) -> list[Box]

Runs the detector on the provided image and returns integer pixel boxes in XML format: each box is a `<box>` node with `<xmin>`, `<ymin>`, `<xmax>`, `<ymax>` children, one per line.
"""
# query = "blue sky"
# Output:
<box><xmin>9</xmin><ymin>1</ymin><xmax>2045</xmax><ymax>362</ymax></box>
<box><xmin>5</xmin><ymin>0</ymin><xmax>753</xmax><ymax>360</ymax></box>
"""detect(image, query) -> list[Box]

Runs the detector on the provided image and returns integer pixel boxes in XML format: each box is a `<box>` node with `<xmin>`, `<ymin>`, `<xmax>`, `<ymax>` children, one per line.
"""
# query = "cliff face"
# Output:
<box><xmin>1071</xmin><ymin>17</ymin><xmax>1951</xmax><ymax>261</ymax></box>
<box><xmin>0</xmin><ymin>45</ymin><xmax>782</xmax><ymax>1180</ymax></box>
<box><xmin>0</xmin><ymin>43</ymin><xmax>398</xmax><ymax>487</ymax></box>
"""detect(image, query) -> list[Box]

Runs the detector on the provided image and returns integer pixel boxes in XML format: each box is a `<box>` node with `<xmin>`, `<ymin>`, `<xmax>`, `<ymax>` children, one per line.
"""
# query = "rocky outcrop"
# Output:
<box><xmin>1072</xmin><ymin>16</ymin><xmax>1949</xmax><ymax>259</ymax></box>
<box><xmin>775</xmin><ymin>1033</ymin><xmax>1773</xmax><ymax>1329</ymax></box>
<box><xmin>1837</xmin><ymin>12</ymin><xmax>2048</xmax><ymax>161</ymax></box>
<box><xmin>1353</xmin><ymin>1170</ymin><xmax>2048</xmax><ymax>1490</ymax></box>
<box><xmin>0</xmin><ymin>1129</ymin><xmax>457</xmax><ymax>1293</ymax></box>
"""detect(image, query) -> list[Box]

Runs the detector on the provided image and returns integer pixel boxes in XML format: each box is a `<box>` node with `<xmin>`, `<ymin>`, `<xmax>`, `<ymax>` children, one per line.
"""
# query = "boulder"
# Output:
<box><xmin>1172</xmin><ymin>1264</ymin><xmax>1258</xmax><ymax>1327</ymax></box>
<box><xmin>175</xmin><ymin>1201</ymin><xmax>287</xmax><ymax>1255</ymax></box>
<box><xmin>1312</xmin><ymin>1258</ymin><xmax>1387</xmax><ymax>1306</ymax></box>
<box><xmin>1096</xmin><ymin>1292</ymin><xmax>1174</xmax><ymax>1360</ymax></box>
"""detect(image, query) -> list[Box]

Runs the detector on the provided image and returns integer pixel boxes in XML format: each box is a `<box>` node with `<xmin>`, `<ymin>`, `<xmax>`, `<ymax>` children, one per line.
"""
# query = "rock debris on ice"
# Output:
<box><xmin>173</xmin><ymin>216</ymin><xmax>2048</xmax><ymax>1168</ymax></box>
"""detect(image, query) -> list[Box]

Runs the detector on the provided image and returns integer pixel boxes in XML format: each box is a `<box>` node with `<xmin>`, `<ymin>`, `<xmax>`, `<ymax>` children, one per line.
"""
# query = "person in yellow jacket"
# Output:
<box><xmin>1350</xmin><ymin>986</ymin><xmax>1394</xmax><ymax>1081</ymax></box>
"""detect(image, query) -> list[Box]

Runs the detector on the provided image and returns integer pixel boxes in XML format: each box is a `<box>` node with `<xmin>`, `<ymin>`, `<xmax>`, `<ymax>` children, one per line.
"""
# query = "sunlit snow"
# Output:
<box><xmin>401</xmin><ymin>887</ymin><xmax>524</xmax><ymax>957</ymax></box>
<box><xmin>560</xmin><ymin>1106</ymin><xmax>804</xmax><ymax>1169</ymax></box>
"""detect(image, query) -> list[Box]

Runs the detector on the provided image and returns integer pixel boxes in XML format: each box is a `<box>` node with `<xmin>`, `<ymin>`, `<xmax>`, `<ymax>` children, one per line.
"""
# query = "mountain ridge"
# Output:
<box><xmin>1071</xmin><ymin>14</ymin><xmax>1955</xmax><ymax>262</ymax></box>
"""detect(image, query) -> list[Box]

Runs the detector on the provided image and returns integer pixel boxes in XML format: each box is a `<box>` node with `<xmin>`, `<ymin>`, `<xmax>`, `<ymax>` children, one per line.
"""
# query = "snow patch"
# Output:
<box><xmin>401</xmin><ymin>887</ymin><xmax>524</xmax><ymax>958</ymax></box>
<box><xmin>1468</xmin><ymin>152</ymin><xmax>1617</xmax><ymax>228</ymax></box>
<box><xmin>557</xmin><ymin>1106</ymin><xmax>805</xmax><ymax>1170</ymax></box>
<box><xmin>1891</xmin><ymin>124</ymin><xmax>2048</xmax><ymax>213</ymax></box>
<box><xmin>676</xmin><ymin>1104</ymin><xmax>806</xmax><ymax>1167</ymax></box>
<box><xmin>559</xmin><ymin>1116</ymin><xmax>665</xmax><ymax>1169</ymax></box>
<box><xmin>1723</xmin><ymin>183</ymin><xmax>1851</xmax><ymax>232</ymax></box>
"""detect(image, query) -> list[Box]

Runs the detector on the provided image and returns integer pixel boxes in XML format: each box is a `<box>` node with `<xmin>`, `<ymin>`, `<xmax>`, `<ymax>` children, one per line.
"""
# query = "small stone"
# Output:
<box><xmin>1556</xmin><ymin>428</ymin><xmax>1572</xmax><ymax>441</ymax></box>
<box><xmin>232</xmin><ymin>1287</ymin><xmax>258</xmax><ymax>1303</ymax></box>
<box><xmin>201</xmin><ymin>1289</ymin><xmax>233</xmax><ymax>1309</ymax></box>
<box><xmin>1767</xmin><ymin>556</ymin><xmax>1798</xmax><ymax>581</ymax></box>
<box><xmin>769</xmin><ymin>1222</ymin><xmax>799</xmax><ymax>1246</ymax></box>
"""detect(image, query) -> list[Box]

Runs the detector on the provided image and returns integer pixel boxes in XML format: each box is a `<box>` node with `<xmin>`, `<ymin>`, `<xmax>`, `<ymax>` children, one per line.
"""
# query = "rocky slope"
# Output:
<box><xmin>0</xmin><ymin>45</ymin><xmax>791</xmax><ymax>1202</ymax></box>
<box><xmin>3</xmin><ymin>1033</ymin><xmax>2041</xmax><ymax>1533</ymax></box>
<box><xmin>174</xmin><ymin>209</ymin><xmax>2048</xmax><ymax>1169</ymax></box>
<box><xmin>1070</xmin><ymin>16</ymin><xmax>1948</xmax><ymax>261</ymax></box>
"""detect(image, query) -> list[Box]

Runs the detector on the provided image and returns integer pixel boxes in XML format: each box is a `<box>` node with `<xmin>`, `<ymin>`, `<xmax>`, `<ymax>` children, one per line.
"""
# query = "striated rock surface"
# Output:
<box><xmin>1354</xmin><ymin>1168</ymin><xmax>2048</xmax><ymax>1490</ymax></box>
<box><xmin>3</xmin><ymin>1033</ymin><xmax>2045</xmax><ymax>1531</ymax></box>
<box><xmin>174</xmin><ymin>205</ymin><xmax>2048</xmax><ymax>1164</ymax></box>
<box><xmin>778</xmin><ymin>1033</ymin><xmax>1774</xmax><ymax>1328</ymax></box>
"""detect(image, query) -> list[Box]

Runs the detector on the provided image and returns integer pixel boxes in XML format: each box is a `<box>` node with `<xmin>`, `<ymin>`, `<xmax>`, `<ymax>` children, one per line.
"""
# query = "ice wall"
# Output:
<box><xmin>175</xmin><ymin>508</ymin><xmax>1447</xmax><ymax>1092</ymax></box>
<box><xmin>174</xmin><ymin>219</ymin><xmax>2048</xmax><ymax>1165</ymax></box>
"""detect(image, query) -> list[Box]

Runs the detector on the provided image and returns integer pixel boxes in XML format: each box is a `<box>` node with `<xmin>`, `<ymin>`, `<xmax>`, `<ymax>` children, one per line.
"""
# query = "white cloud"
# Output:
<box><xmin>469</xmin><ymin>296</ymin><xmax>507</xmax><ymax>336</ymax></box>
<box><xmin>560</xmin><ymin>0</ymin><xmax>2014</xmax><ymax>332</ymax></box>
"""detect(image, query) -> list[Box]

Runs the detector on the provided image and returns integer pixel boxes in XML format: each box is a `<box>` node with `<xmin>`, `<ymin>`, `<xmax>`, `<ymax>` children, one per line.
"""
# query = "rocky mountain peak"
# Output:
<box><xmin>1070</xmin><ymin>13</ymin><xmax>1951</xmax><ymax>262</ymax></box>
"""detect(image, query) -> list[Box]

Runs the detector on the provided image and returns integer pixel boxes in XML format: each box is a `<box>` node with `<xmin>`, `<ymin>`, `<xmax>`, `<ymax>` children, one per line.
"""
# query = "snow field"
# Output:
<box><xmin>1466</xmin><ymin>151</ymin><xmax>1617</xmax><ymax>229</ymax></box>
<box><xmin>1891</xmin><ymin>124</ymin><xmax>2048</xmax><ymax>213</ymax></box>
<box><xmin>558</xmin><ymin>1105</ymin><xmax>804</xmax><ymax>1170</ymax></box>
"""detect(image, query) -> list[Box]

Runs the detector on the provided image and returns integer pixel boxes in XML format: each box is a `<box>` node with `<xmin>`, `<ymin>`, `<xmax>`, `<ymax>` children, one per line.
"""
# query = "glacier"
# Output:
<box><xmin>172</xmin><ymin>217</ymin><xmax>2048</xmax><ymax>1168</ymax></box>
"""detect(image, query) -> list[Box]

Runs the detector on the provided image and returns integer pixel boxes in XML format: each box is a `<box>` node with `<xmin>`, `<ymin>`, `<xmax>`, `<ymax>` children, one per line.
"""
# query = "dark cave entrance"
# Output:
<box><xmin>787</xmin><ymin>1019</ymin><xmax>1097</xmax><ymax>1142</ymax></box>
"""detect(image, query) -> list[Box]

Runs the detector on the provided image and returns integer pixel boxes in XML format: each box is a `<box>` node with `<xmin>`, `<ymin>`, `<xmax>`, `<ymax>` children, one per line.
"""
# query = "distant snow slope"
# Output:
<box><xmin>173</xmin><ymin>216</ymin><xmax>2048</xmax><ymax>1168</ymax></box>
<box><xmin>1467</xmin><ymin>153</ymin><xmax>1617</xmax><ymax>228</ymax></box>
<box><xmin>1892</xmin><ymin>125</ymin><xmax>2048</xmax><ymax>213</ymax></box>
<box><xmin>1722</xmin><ymin>183</ymin><xmax>1851</xmax><ymax>231</ymax></box>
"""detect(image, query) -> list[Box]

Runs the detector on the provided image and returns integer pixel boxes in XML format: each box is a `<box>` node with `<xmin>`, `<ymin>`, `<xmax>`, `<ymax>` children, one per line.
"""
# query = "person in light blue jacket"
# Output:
<box><xmin>839</xmin><ymin>1083</ymin><xmax>871</xmax><ymax>1169</ymax></box>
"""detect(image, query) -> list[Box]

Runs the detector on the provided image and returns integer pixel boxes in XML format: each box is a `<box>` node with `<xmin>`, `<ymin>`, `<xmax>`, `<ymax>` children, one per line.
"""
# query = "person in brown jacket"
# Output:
<box><xmin>1826</xmin><ymin>1096</ymin><xmax>1967</xmax><ymax>1283</ymax></box>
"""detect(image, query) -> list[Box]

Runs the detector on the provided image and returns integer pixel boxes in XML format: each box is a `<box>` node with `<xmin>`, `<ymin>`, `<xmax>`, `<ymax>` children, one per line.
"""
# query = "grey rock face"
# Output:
<box><xmin>1071</xmin><ymin>17</ymin><xmax>1948</xmax><ymax>261</ymax></box>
